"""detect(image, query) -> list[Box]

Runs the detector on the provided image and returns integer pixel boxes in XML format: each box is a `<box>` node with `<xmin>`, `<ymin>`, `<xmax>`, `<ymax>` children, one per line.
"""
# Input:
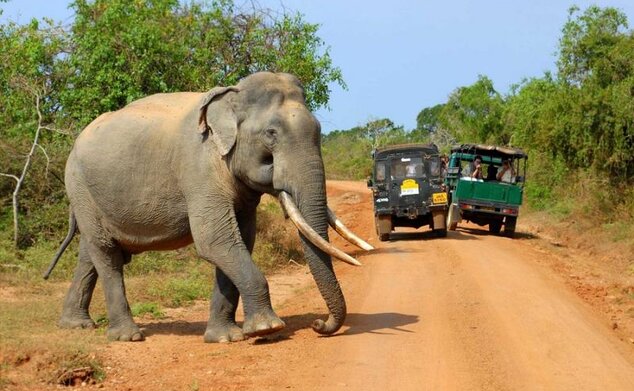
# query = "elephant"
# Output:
<box><xmin>44</xmin><ymin>72</ymin><xmax>373</xmax><ymax>343</ymax></box>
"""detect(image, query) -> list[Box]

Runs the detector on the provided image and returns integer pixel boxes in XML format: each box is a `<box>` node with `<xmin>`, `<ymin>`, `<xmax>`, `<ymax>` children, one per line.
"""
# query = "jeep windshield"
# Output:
<box><xmin>390</xmin><ymin>156</ymin><xmax>441</xmax><ymax>180</ymax></box>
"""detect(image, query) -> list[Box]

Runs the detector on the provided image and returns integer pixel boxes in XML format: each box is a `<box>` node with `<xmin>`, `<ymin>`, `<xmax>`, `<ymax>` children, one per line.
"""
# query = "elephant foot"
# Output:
<box><xmin>242</xmin><ymin>311</ymin><xmax>285</xmax><ymax>338</ymax></box>
<box><xmin>204</xmin><ymin>322</ymin><xmax>245</xmax><ymax>343</ymax></box>
<box><xmin>58</xmin><ymin>313</ymin><xmax>96</xmax><ymax>329</ymax></box>
<box><xmin>107</xmin><ymin>322</ymin><xmax>145</xmax><ymax>342</ymax></box>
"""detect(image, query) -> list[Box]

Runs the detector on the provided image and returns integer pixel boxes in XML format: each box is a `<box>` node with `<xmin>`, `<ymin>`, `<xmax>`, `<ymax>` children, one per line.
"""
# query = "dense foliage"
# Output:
<box><xmin>0</xmin><ymin>0</ymin><xmax>344</xmax><ymax>247</ymax></box>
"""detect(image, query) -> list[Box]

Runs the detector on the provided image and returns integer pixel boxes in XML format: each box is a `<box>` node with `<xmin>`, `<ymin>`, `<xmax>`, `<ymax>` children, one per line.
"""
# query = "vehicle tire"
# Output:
<box><xmin>488</xmin><ymin>220</ymin><xmax>502</xmax><ymax>234</ymax></box>
<box><xmin>434</xmin><ymin>228</ymin><xmax>448</xmax><ymax>238</ymax></box>
<box><xmin>376</xmin><ymin>215</ymin><xmax>392</xmax><ymax>241</ymax></box>
<box><xmin>504</xmin><ymin>216</ymin><xmax>517</xmax><ymax>238</ymax></box>
<box><xmin>447</xmin><ymin>205</ymin><xmax>458</xmax><ymax>231</ymax></box>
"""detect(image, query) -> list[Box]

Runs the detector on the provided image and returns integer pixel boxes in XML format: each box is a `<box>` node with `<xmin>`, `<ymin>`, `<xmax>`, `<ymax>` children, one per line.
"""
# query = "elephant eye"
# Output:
<box><xmin>262</xmin><ymin>128</ymin><xmax>278</xmax><ymax>147</ymax></box>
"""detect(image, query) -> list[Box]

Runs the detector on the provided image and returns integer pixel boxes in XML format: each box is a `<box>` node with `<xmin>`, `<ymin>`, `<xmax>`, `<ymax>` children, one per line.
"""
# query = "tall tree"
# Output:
<box><xmin>558</xmin><ymin>5</ymin><xmax>628</xmax><ymax>85</ymax></box>
<box><xmin>553</xmin><ymin>6</ymin><xmax>633</xmax><ymax>177</ymax></box>
<box><xmin>440</xmin><ymin>75</ymin><xmax>507</xmax><ymax>144</ymax></box>
<box><xmin>62</xmin><ymin>0</ymin><xmax>345</xmax><ymax>126</ymax></box>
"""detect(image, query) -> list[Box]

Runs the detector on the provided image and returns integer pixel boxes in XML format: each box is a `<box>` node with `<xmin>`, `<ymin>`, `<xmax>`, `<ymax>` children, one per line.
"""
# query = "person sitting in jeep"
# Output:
<box><xmin>497</xmin><ymin>159</ymin><xmax>516</xmax><ymax>183</ymax></box>
<box><xmin>470</xmin><ymin>155</ymin><xmax>483</xmax><ymax>179</ymax></box>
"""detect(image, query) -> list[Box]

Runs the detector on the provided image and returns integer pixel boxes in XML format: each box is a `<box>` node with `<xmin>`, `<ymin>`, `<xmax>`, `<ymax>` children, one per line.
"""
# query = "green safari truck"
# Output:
<box><xmin>445</xmin><ymin>144</ymin><xmax>528</xmax><ymax>237</ymax></box>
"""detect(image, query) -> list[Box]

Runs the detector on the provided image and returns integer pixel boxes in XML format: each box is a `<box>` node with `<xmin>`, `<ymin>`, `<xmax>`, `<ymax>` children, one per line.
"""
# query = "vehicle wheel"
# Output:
<box><xmin>504</xmin><ymin>216</ymin><xmax>517</xmax><ymax>238</ymax></box>
<box><xmin>447</xmin><ymin>205</ymin><xmax>458</xmax><ymax>231</ymax></box>
<box><xmin>376</xmin><ymin>215</ymin><xmax>392</xmax><ymax>241</ymax></box>
<box><xmin>434</xmin><ymin>228</ymin><xmax>448</xmax><ymax>238</ymax></box>
<box><xmin>488</xmin><ymin>221</ymin><xmax>502</xmax><ymax>234</ymax></box>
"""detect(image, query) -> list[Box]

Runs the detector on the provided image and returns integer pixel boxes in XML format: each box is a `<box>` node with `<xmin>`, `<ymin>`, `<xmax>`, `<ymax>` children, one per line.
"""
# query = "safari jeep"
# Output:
<box><xmin>445</xmin><ymin>144</ymin><xmax>528</xmax><ymax>237</ymax></box>
<box><xmin>368</xmin><ymin>143</ymin><xmax>448</xmax><ymax>241</ymax></box>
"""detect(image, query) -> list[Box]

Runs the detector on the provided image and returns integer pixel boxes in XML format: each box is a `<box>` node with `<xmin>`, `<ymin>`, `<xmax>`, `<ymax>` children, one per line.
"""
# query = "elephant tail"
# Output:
<box><xmin>42</xmin><ymin>210</ymin><xmax>77</xmax><ymax>280</ymax></box>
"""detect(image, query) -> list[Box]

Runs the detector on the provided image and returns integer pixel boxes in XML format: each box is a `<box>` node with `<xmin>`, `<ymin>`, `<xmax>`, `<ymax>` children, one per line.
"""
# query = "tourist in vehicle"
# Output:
<box><xmin>440</xmin><ymin>155</ymin><xmax>448</xmax><ymax>177</ymax></box>
<box><xmin>497</xmin><ymin>159</ymin><xmax>516</xmax><ymax>183</ymax></box>
<box><xmin>406</xmin><ymin>162</ymin><xmax>417</xmax><ymax>177</ymax></box>
<box><xmin>470</xmin><ymin>155</ymin><xmax>483</xmax><ymax>179</ymax></box>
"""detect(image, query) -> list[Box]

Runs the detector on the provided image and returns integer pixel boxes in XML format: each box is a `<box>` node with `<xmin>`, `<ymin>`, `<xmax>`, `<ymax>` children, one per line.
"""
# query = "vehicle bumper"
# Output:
<box><xmin>457</xmin><ymin>199</ymin><xmax>520</xmax><ymax>217</ymax></box>
<box><xmin>376</xmin><ymin>204</ymin><xmax>447</xmax><ymax>219</ymax></box>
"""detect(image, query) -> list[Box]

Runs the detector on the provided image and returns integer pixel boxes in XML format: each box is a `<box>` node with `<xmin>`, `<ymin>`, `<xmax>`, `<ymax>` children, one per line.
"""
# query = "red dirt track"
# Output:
<box><xmin>35</xmin><ymin>181</ymin><xmax>634</xmax><ymax>390</ymax></box>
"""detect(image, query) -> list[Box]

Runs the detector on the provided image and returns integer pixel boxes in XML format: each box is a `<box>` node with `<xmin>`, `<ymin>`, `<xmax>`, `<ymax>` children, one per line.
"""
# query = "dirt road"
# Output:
<box><xmin>96</xmin><ymin>180</ymin><xmax>634</xmax><ymax>390</ymax></box>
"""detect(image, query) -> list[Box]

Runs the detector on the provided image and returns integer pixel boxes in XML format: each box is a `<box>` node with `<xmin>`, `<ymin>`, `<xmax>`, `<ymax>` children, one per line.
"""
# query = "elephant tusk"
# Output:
<box><xmin>327</xmin><ymin>207</ymin><xmax>374</xmax><ymax>251</ymax></box>
<box><xmin>279</xmin><ymin>192</ymin><xmax>362</xmax><ymax>267</ymax></box>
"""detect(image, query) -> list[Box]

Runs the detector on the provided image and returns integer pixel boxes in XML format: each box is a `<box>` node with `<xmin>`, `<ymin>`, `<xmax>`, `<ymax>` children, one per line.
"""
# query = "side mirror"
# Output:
<box><xmin>515</xmin><ymin>176</ymin><xmax>524</xmax><ymax>183</ymax></box>
<box><xmin>367</xmin><ymin>178</ymin><xmax>373</xmax><ymax>188</ymax></box>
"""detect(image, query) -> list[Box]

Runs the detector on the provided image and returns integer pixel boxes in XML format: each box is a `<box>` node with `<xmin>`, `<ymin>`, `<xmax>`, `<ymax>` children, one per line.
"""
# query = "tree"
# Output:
<box><xmin>362</xmin><ymin>118</ymin><xmax>404</xmax><ymax>149</ymax></box>
<box><xmin>1</xmin><ymin>18</ymin><xmax>71</xmax><ymax>247</ymax></box>
<box><xmin>558</xmin><ymin>5</ymin><xmax>628</xmax><ymax>86</ymax></box>
<box><xmin>439</xmin><ymin>75</ymin><xmax>507</xmax><ymax>144</ymax></box>
<box><xmin>62</xmin><ymin>0</ymin><xmax>345</xmax><ymax>126</ymax></box>
<box><xmin>553</xmin><ymin>6</ymin><xmax>633</xmax><ymax>177</ymax></box>
<box><xmin>415</xmin><ymin>104</ymin><xmax>444</xmax><ymax>134</ymax></box>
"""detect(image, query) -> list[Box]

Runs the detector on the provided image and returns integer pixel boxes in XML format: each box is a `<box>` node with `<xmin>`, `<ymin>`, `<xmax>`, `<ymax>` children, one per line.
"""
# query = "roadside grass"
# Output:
<box><xmin>0</xmin><ymin>291</ymin><xmax>107</xmax><ymax>387</ymax></box>
<box><xmin>0</xmin><ymin>195</ymin><xmax>303</xmax><ymax>387</ymax></box>
<box><xmin>524</xmin><ymin>172</ymin><xmax>634</xmax><ymax>248</ymax></box>
<box><xmin>130</xmin><ymin>302</ymin><xmax>165</xmax><ymax>319</ymax></box>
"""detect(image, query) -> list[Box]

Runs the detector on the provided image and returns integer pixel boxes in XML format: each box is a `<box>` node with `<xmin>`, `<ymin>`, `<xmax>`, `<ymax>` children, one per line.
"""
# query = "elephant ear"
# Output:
<box><xmin>198</xmin><ymin>86</ymin><xmax>240</xmax><ymax>156</ymax></box>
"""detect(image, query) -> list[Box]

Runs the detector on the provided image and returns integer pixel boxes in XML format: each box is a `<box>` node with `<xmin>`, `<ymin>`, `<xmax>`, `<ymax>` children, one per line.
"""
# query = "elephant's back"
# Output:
<box><xmin>71</xmin><ymin>92</ymin><xmax>203</xmax><ymax>165</ymax></box>
<box><xmin>125</xmin><ymin>92</ymin><xmax>203</xmax><ymax>118</ymax></box>
<box><xmin>64</xmin><ymin>92</ymin><xmax>201</xmax><ymax>244</ymax></box>
<box><xmin>78</xmin><ymin>92</ymin><xmax>203</xmax><ymax>142</ymax></box>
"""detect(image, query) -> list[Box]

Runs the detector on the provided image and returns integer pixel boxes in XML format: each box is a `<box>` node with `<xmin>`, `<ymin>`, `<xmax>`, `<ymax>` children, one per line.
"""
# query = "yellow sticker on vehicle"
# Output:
<box><xmin>400</xmin><ymin>179</ymin><xmax>419</xmax><ymax>196</ymax></box>
<box><xmin>432</xmin><ymin>192</ymin><xmax>448</xmax><ymax>204</ymax></box>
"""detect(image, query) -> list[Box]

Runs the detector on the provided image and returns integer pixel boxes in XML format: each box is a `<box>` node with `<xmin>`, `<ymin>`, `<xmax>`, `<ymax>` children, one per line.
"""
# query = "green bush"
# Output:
<box><xmin>147</xmin><ymin>271</ymin><xmax>212</xmax><ymax>308</ymax></box>
<box><xmin>130</xmin><ymin>302</ymin><xmax>165</xmax><ymax>319</ymax></box>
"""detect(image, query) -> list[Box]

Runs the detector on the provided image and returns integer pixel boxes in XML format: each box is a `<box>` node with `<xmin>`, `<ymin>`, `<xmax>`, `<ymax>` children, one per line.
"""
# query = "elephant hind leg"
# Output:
<box><xmin>86</xmin><ymin>240</ymin><xmax>144</xmax><ymax>342</ymax></box>
<box><xmin>59</xmin><ymin>236</ymin><xmax>98</xmax><ymax>329</ymax></box>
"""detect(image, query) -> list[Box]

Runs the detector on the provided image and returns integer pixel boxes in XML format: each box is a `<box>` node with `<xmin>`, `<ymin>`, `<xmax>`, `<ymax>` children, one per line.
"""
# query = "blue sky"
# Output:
<box><xmin>2</xmin><ymin>1</ymin><xmax>634</xmax><ymax>133</ymax></box>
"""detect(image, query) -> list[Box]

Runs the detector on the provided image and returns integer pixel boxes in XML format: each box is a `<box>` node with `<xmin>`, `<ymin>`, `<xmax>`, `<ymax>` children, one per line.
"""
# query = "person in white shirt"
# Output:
<box><xmin>406</xmin><ymin>163</ymin><xmax>417</xmax><ymax>177</ymax></box>
<box><xmin>496</xmin><ymin>159</ymin><xmax>516</xmax><ymax>183</ymax></box>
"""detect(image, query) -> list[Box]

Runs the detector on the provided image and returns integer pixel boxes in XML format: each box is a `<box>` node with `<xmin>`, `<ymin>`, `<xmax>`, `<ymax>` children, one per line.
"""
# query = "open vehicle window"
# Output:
<box><xmin>376</xmin><ymin>162</ymin><xmax>386</xmax><ymax>181</ymax></box>
<box><xmin>429</xmin><ymin>157</ymin><xmax>441</xmax><ymax>177</ymax></box>
<box><xmin>391</xmin><ymin>157</ymin><xmax>424</xmax><ymax>179</ymax></box>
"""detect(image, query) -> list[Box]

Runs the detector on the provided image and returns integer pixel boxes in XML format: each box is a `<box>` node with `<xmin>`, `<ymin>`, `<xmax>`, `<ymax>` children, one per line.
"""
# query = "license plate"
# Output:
<box><xmin>480</xmin><ymin>206</ymin><xmax>495</xmax><ymax>211</ymax></box>
<box><xmin>400</xmin><ymin>179</ymin><xmax>419</xmax><ymax>196</ymax></box>
<box><xmin>432</xmin><ymin>192</ymin><xmax>447</xmax><ymax>204</ymax></box>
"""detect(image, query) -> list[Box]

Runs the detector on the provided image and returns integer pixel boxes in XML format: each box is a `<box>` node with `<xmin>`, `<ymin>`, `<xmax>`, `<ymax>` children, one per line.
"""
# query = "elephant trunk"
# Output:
<box><xmin>286</xmin><ymin>159</ymin><xmax>346</xmax><ymax>335</ymax></box>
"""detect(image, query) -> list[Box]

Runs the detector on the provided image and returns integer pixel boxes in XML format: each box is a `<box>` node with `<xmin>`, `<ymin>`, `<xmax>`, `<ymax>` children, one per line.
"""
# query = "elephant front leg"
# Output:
<box><xmin>204</xmin><ymin>207</ymin><xmax>265</xmax><ymax>343</ymax></box>
<box><xmin>204</xmin><ymin>269</ymin><xmax>245</xmax><ymax>343</ymax></box>
<box><xmin>59</xmin><ymin>238</ymin><xmax>98</xmax><ymax>329</ymax></box>
<box><xmin>193</xmin><ymin>209</ymin><xmax>284</xmax><ymax>341</ymax></box>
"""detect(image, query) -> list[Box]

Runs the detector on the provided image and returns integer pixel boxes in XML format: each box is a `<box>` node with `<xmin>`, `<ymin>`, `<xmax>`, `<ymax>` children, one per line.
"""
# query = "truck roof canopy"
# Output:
<box><xmin>450</xmin><ymin>144</ymin><xmax>527</xmax><ymax>159</ymax></box>
<box><xmin>373</xmin><ymin>143</ymin><xmax>439</xmax><ymax>159</ymax></box>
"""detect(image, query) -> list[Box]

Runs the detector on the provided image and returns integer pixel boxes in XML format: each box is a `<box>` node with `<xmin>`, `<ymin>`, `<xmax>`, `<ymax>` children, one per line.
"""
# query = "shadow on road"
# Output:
<box><xmin>383</xmin><ymin>230</ymin><xmax>478</xmax><ymax>242</ymax></box>
<box><xmin>389</xmin><ymin>231</ymin><xmax>440</xmax><ymax>241</ymax></box>
<box><xmin>141</xmin><ymin>320</ymin><xmax>207</xmax><ymax>337</ymax></box>
<box><xmin>340</xmin><ymin>312</ymin><xmax>419</xmax><ymax>336</ymax></box>
<box><xmin>140</xmin><ymin>311</ymin><xmax>419</xmax><ymax>342</ymax></box>
<box><xmin>456</xmin><ymin>226</ymin><xmax>537</xmax><ymax>240</ymax></box>
<box><xmin>367</xmin><ymin>247</ymin><xmax>426</xmax><ymax>255</ymax></box>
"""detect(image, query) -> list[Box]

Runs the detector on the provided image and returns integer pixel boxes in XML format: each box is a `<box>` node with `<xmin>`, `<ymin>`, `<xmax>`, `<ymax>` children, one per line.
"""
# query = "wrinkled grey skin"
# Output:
<box><xmin>58</xmin><ymin>72</ymin><xmax>346</xmax><ymax>342</ymax></box>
